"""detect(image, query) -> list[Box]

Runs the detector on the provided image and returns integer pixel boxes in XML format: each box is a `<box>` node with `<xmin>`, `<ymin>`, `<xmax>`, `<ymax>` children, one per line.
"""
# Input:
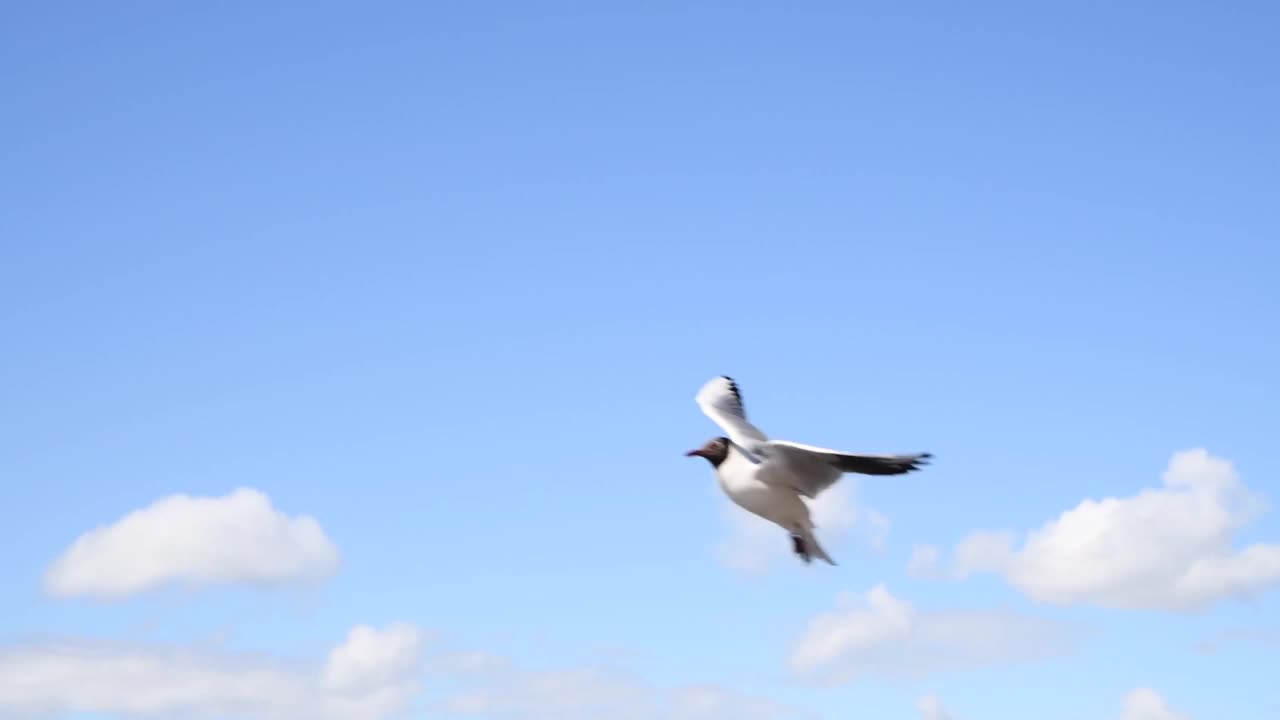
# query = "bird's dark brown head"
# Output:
<box><xmin>684</xmin><ymin>437</ymin><xmax>730</xmax><ymax>467</ymax></box>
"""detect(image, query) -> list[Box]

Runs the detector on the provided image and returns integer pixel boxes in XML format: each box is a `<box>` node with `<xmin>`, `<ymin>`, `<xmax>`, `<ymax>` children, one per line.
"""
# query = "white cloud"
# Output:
<box><xmin>427</xmin><ymin>649</ymin><xmax>512</xmax><ymax>675</ymax></box>
<box><xmin>44</xmin><ymin>488</ymin><xmax>341</xmax><ymax>598</ymax></box>
<box><xmin>0</xmin><ymin>627</ymin><xmax>810</xmax><ymax>720</ymax></box>
<box><xmin>434</xmin><ymin>651</ymin><xmax>813</xmax><ymax>720</ymax></box>
<box><xmin>952</xmin><ymin>449</ymin><xmax>1280</xmax><ymax>611</ymax></box>
<box><xmin>715</xmin><ymin>482</ymin><xmax>887</xmax><ymax>573</ymax></box>
<box><xmin>789</xmin><ymin>584</ymin><xmax>1072</xmax><ymax>683</ymax></box>
<box><xmin>1120</xmin><ymin>688</ymin><xmax>1188</xmax><ymax>720</ymax></box>
<box><xmin>916</xmin><ymin>694</ymin><xmax>955</xmax><ymax>720</ymax></box>
<box><xmin>0</xmin><ymin>623</ymin><xmax>424</xmax><ymax>720</ymax></box>
<box><xmin>666</xmin><ymin>685</ymin><xmax>811</xmax><ymax>720</ymax></box>
<box><xmin>323</xmin><ymin>624</ymin><xmax>425</xmax><ymax>695</ymax></box>
<box><xmin>954</xmin><ymin>531</ymin><xmax>1015</xmax><ymax>576</ymax></box>
<box><xmin>1193</xmin><ymin>626</ymin><xmax>1280</xmax><ymax>654</ymax></box>
<box><xmin>907</xmin><ymin>544</ymin><xmax>944</xmax><ymax>579</ymax></box>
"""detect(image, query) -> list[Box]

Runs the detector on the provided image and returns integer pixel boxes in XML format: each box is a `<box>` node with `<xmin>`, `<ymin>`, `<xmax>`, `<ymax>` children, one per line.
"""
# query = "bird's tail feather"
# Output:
<box><xmin>795</xmin><ymin>529</ymin><xmax>837</xmax><ymax>566</ymax></box>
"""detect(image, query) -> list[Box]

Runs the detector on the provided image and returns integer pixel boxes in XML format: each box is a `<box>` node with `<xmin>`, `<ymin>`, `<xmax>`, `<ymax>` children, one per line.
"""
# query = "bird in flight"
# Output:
<box><xmin>685</xmin><ymin>376</ymin><xmax>932</xmax><ymax>565</ymax></box>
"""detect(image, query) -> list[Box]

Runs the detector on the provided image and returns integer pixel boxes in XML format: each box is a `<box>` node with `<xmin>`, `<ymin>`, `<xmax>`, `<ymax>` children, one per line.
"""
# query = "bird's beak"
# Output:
<box><xmin>685</xmin><ymin>448</ymin><xmax>704</xmax><ymax>458</ymax></box>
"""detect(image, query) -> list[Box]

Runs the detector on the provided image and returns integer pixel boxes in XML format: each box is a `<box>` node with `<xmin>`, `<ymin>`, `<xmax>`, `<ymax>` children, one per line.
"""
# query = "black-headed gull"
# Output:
<box><xmin>685</xmin><ymin>376</ymin><xmax>931</xmax><ymax>565</ymax></box>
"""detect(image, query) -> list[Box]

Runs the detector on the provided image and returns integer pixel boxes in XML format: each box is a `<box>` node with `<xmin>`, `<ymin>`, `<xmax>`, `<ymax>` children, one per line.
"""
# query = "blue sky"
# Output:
<box><xmin>2</xmin><ymin>2</ymin><xmax>1279</xmax><ymax>718</ymax></box>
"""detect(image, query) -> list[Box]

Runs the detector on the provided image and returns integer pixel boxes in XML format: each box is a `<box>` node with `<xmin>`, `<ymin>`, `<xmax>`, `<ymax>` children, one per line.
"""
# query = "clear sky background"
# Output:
<box><xmin>3</xmin><ymin>2</ymin><xmax>1279</xmax><ymax>719</ymax></box>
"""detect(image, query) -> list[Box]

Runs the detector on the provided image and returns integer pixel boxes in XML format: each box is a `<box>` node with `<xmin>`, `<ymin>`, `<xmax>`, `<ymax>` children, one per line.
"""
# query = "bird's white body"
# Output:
<box><xmin>714</xmin><ymin>444</ymin><xmax>812</xmax><ymax>531</ymax></box>
<box><xmin>688</xmin><ymin>376</ymin><xmax>932</xmax><ymax>565</ymax></box>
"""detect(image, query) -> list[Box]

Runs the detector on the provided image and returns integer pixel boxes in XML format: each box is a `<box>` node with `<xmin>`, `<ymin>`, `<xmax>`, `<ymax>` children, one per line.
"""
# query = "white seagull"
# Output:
<box><xmin>685</xmin><ymin>375</ymin><xmax>931</xmax><ymax>565</ymax></box>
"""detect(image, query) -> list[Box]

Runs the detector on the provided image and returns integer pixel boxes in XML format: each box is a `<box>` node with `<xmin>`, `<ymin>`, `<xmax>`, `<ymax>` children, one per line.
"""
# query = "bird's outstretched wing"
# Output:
<box><xmin>771</xmin><ymin>441</ymin><xmax>933</xmax><ymax>475</ymax></box>
<box><xmin>762</xmin><ymin>440</ymin><xmax>932</xmax><ymax>497</ymax></box>
<box><xmin>694</xmin><ymin>376</ymin><xmax>933</xmax><ymax>496</ymax></box>
<box><xmin>694</xmin><ymin>375</ymin><xmax>769</xmax><ymax>458</ymax></box>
